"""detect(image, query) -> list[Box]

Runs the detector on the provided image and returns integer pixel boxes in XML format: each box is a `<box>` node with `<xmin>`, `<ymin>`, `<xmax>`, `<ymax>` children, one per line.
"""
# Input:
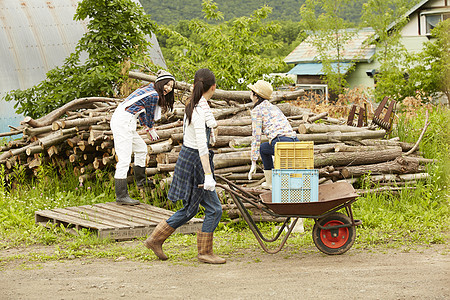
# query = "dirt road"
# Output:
<box><xmin>1</xmin><ymin>243</ymin><xmax>448</xmax><ymax>300</ymax></box>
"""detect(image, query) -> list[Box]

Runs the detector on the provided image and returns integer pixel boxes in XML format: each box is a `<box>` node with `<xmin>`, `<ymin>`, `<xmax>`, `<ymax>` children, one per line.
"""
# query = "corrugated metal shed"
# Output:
<box><xmin>284</xmin><ymin>27</ymin><xmax>376</xmax><ymax>64</ymax></box>
<box><xmin>0</xmin><ymin>0</ymin><xmax>166</xmax><ymax>135</ymax></box>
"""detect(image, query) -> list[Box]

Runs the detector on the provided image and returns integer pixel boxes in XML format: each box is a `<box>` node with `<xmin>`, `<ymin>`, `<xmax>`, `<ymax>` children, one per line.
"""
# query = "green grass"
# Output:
<box><xmin>0</xmin><ymin>107</ymin><xmax>448</xmax><ymax>263</ymax></box>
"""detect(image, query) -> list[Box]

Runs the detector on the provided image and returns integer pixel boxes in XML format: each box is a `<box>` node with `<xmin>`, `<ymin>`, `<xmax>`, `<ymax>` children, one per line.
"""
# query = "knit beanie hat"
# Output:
<box><xmin>155</xmin><ymin>69</ymin><xmax>175</xmax><ymax>83</ymax></box>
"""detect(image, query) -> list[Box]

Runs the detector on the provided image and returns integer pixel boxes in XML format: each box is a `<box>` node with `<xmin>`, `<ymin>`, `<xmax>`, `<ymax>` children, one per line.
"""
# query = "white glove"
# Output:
<box><xmin>147</xmin><ymin>128</ymin><xmax>159</xmax><ymax>141</ymax></box>
<box><xmin>203</xmin><ymin>174</ymin><xmax>216</xmax><ymax>191</ymax></box>
<box><xmin>248</xmin><ymin>161</ymin><xmax>257</xmax><ymax>180</ymax></box>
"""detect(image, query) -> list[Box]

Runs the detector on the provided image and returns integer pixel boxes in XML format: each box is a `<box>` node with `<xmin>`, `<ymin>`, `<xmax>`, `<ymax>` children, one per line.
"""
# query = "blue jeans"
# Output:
<box><xmin>166</xmin><ymin>190</ymin><xmax>222</xmax><ymax>233</ymax></box>
<box><xmin>260</xmin><ymin>136</ymin><xmax>299</xmax><ymax>170</ymax></box>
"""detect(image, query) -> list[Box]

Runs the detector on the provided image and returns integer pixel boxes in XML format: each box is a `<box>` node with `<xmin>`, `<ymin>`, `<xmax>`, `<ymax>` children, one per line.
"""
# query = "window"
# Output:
<box><xmin>424</xmin><ymin>12</ymin><xmax>450</xmax><ymax>35</ymax></box>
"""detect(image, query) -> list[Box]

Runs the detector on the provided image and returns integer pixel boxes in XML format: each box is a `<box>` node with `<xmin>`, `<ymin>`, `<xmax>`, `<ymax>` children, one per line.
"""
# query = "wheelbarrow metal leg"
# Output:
<box><xmin>229</xmin><ymin>192</ymin><xmax>296</xmax><ymax>254</ymax></box>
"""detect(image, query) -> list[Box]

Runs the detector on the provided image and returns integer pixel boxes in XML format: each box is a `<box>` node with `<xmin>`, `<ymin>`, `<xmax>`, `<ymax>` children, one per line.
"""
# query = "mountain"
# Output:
<box><xmin>139</xmin><ymin>0</ymin><xmax>369</xmax><ymax>25</ymax></box>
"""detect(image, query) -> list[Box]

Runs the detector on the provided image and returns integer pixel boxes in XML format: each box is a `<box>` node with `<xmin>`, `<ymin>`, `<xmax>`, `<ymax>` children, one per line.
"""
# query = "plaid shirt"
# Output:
<box><xmin>251</xmin><ymin>100</ymin><xmax>297</xmax><ymax>161</ymax></box>
<box><xmin>168</xmin><ymin>145</ymin><xmax>215</xmax><ymax>217</ymax></box>
<box><xmin>123</xmin><ymin>84</ymin><xmax>159</xmax><ymax>128</ymax></box>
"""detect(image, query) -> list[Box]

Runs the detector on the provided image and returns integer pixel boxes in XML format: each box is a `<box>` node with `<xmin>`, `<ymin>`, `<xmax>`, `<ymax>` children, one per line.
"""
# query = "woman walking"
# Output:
<box><xmin>144</xmin><ymin>68</ymin><xmax>225</xmax><ymax>264</ymax></box>
<box><xmin>110</xmin><ymin>70</ymin><xmax>176</xmax><ymax>205</ymax></box>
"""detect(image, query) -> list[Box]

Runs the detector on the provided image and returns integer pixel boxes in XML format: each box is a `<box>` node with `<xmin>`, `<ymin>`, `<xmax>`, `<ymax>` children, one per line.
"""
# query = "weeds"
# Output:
<box><xmin>0</xmin><ymin>105</ymin><xmax>448</xmax><ymax>263</ymax></box>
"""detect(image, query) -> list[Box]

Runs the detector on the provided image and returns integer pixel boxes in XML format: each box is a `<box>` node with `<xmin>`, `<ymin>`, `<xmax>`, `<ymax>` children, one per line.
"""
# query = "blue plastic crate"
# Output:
<box><xmin>272</xmin><ymin>169</ymin><xmax>319</xmax><ymax>203</ymax></box>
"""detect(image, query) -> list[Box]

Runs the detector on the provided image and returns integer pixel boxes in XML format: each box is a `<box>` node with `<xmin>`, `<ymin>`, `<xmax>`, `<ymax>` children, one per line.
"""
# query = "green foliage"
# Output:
<box><xmin>1</xmin><ymin>109</ymin><xmax>448</xmax><ymax>258</ymax></box>
<box><xmin>395</xmin><ymin>106</ymin><xmax>450</xmax><ymax>188</ymax></box>
<box><xmin>159</xmin><ymin>1</ymin><xmax>287</xmax><ymax>89</ymax></box>
<box><xmin>3</xmin><ymin>0</ymin><xmax>156</xmax><ymax>119</ymax></box>
<box><xmin>140</xmin><ymin>0</ymin><xmax>370</xmax><ymax>26</ymax></box>
<box><xmin>406</xmin><ymin>19</ymin><xmax>450</xmax><ymax>102</ymax></box>
<box><xmin>0</xmin><ymin>164</ymin><xmax>115</xmax><ymax>247</ymax></box>
<box><xmin>158</xmin><ymin>19</ymin><xmax>304</xmax><ymax>64</ymax></box>
<box><xmin>299</xmin><ymin>0</ymin><xmax>357</xmax><ymax>95</ymax></box>
<box><xmin>353</xmin><ymin>106</ymin><xmax>449</xmax><ymax>246</ymax></box>
<box><xmin>360</xmin><ymin>0</ymin><xmax>415</xmax><ymax>102</ymax></box>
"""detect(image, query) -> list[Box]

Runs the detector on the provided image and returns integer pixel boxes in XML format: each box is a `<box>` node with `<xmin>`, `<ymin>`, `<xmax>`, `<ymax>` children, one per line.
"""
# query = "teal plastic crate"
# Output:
<box><xmin>272</xmin><ymin>169</ymin><xmax>319</xmax><ymax>203</ymax></box>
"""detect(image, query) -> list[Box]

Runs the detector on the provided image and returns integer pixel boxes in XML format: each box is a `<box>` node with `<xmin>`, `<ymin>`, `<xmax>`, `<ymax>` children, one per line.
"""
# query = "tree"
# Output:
<box><xmin>360</xmin><ymin>0</ymin><xmax>412</xmax><ymax>102</ymax></box>
<box><xmin>4</xmin><ymin>0</ymin><xmax>156</xmax><ymax>118</ymax></box>
<box><xmin>158</xmin><ymin>0</ymin><xmax>288</xmax><ymax>90</ymax></box>
<box><xmin>299</xmin><ymin>0</ymin><xmax>357</xmax><ymax>96</ymax></box>
<box><xmin>406</xmin><ymin>19</ymin><xmax>450</xmax><ymax>102</ymax></box>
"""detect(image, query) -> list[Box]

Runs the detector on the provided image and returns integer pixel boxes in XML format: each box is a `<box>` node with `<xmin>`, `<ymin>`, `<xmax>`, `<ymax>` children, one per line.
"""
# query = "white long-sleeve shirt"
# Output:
<box><xmin>183</xmin><ymin>97</ymin><xmax>217</xmax><ymax>156</ymax></box>
<box><xmin>198</xmin><ymin>97</ymin><xmax>217</xmax><ymax>144</ymax></box>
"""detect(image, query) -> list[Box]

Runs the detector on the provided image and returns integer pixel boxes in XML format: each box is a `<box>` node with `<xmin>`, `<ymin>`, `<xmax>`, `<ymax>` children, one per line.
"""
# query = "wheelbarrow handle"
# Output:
<box><xmin>197</xmin><ymin>183</ymin><xmax>228</xmax><ymax>190</ymax></box>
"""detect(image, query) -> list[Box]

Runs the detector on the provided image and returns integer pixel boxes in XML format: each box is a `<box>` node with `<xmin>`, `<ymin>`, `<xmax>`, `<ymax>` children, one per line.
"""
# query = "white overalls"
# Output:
<box><xmin>111</xmin><ymin>93</ymin><xmax>161</xmax><ymax>179</ymax></box>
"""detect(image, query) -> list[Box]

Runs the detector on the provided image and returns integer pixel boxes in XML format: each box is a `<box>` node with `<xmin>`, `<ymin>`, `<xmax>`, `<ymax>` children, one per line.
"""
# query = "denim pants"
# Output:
<box><xmin>166</xmin><ymin>190</ymin><xmax>222</xmax><ymax>233</ymax></box>
<box><xmin>260</xmin><ymin>136</ymin><xmax>299</xmax><ymax>170</ymax></box>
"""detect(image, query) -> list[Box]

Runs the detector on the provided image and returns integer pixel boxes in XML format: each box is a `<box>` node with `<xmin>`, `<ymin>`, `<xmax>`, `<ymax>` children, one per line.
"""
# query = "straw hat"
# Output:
<box><xmin>247</xmin><ymin>80</ymin><xmax>273</xmax><ymax>100</ymax></box>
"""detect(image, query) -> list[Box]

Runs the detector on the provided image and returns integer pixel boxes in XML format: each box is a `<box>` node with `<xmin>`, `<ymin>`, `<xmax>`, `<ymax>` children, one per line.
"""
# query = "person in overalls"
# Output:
<box><xmin>110</xmin><ymin>70</ymin><xmax>176</xmax><ymax>205</ymax></box>
<box><xmin>144</xmin><ymin>68</ymin><xmax>225</xmax><ymax>264</ymax></box>
<box><xmin>247</xmin><ymin>80</ymin><xmax>299</xmax><ymax>189</ymax></box>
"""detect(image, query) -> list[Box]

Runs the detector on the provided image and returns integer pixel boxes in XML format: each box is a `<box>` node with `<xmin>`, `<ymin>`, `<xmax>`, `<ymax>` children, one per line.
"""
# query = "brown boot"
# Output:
<box><xmin>197</xmin><ymin>231</ymin><xmax>226</xmax><ymax>264</ymax></box>
<box><xmin>144</xmin><ymin>220</ymin><xmax>175</xmax><ymax>260</ymax></box>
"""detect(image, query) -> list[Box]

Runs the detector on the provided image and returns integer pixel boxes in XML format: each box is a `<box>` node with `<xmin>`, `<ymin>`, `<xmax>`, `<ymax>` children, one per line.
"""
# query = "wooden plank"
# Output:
<box><xmin>35</xmin><ymin>202</ymin><xmax>204</xmax><ymax>240</ymax></box>
<box><xmin>95</xmin><ymin>203</ymin><xmax>167</xmax><ymax>222</ymax></box>
<box><xmin>52</xmin><ymin>208</ymin><xmax>122</xmax><ymax>228</ymax></box>
<box><xmin>133</xmin><ymin>203</ymin><xmax>204</xmax><ymax>223</ymax></box>
<box><xmin>135</xmin><ymin>203</ymin><xmax>179</xmax><ymax>217</ymax></box>
<box><xmin>82</xmin><ymin>204</ymin><xmax>154</xmax><ymax>226</ymax></box>
<box><xmin>35</xmin><ymin>209</ymin><xmax>111</xmax><ymax>230</ymax></box>
<box><xmin>98</xmin><ymin>227</ymin><xmax>156</xmax><ymax>240</ymax></box>
<box><xmin>91</xmin><ymin>204</ymin><xmax>160</xmax><ymax>225</ymax></box>
<box><xmin>64</xmin><ymin>206</ymin><xmax>146</xmax><ymax>228</ymax></box>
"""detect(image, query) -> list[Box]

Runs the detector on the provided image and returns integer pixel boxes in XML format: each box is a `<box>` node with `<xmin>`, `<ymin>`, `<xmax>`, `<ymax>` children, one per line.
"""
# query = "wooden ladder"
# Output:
<box><xmin>372</xmin><ymin>96</ymin><xmax>396</xmax><ymax>134</ymax></box>
<box><xmin>347</xmin><ymin>103</ymin><xmax>368</xmax><ymax>127</ymax></box>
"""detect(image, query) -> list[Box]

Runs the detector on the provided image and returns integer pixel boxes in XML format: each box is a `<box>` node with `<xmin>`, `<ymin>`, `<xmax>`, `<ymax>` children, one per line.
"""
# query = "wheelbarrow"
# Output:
<box><xmin>214</xmin><ymin>174</ymin><xmax>362</xmax><ymax>255</ymax></box>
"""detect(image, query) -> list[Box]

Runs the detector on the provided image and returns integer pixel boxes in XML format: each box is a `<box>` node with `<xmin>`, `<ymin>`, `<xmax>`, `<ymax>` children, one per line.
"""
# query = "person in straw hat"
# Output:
<box><xmin>247</xmin><ymin>80</ymin><xmax>299</xmax><ymax>189</ymax></box>
<box><xmin>110</xmin><ymin>70</ymin><xmax>176</xmax><ymax>205</ymax></box>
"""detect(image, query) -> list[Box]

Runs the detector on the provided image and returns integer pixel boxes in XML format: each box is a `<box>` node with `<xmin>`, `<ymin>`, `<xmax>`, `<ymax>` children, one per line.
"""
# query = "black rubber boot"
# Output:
<box><xmin>115</xmin><ymin>178</ymin><xmax>140</xmax><ymax>205</ymax></box>
<box><xmin>133</xmin><ymin>166</ymin><xmax>153</xmax><ymax>188</ymax></box>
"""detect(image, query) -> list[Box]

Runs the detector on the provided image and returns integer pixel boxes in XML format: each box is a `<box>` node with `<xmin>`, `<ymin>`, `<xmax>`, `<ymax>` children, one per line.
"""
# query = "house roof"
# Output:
<box><xmin>387</xmin><ymin>0</ymin><xmax>450</xmax><ymax>32</ymax></box>
<box><xmin>287</xmin><ymin>62</ymin><xmax>354</xmax><ymax>76</ymax></box>
<box><xmin>387</xmin><ymin>0</ymin><xmax>429</xmax><ymax>31</ymax></box>
<box><xmin>284</xmin><ymin>27</ymin><xmax>376</xmax><ymax>64</ymax></box>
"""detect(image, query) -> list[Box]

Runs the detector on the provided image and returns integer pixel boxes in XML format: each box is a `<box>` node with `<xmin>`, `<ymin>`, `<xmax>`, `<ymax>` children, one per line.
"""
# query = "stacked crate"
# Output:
<box><xmin>272</xmin><ymin>142</ymin><xmax>319</xmax><ymax>203</ymax></box>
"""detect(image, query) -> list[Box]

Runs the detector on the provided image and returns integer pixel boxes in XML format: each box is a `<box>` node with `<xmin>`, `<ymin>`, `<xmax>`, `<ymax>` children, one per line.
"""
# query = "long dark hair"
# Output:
<box><xmin>154</xmin><ymin>78</ymin><xmax>175</xmax><ymax>112</ymax></box>
<box><xmin>185</xmin><ymin>68</ymin><xmax>216</xmax><ymax>124</ymax></box>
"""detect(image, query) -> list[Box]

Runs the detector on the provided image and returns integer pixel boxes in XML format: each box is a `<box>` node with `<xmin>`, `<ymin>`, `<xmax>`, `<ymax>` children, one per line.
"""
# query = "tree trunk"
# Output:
<box><xmin>340</xmin><ymin>156</ymin><xmax>419</xmax><ymax>178</ymax></box>
<box><xmin>217</xmin><ymin>125</ymin><xmax>252</xmax><ymax>136</ymax></box>
<box><xmin>230</xmin><ymin>130</ymin><xmax>386</xmax><ymax>147</ymax></box>
<box><xmin>23</xmin><ymin>125</ymin><xmax>54</xmax><ymax>137</ymax></box>
<box><xmin>148</xmin><ymin>139</ymin><xmax>173</xmax><ymax>154</ymax></box>
<box><xmin>156</xmin><ymin>127</ymin><xmax>183</xmax><ymax>140</ymax></box>
<box><xmin>366</xmin><ymin>172</ymin><xmax>430</xmax><ymax>183</ymax></box>
<box><xmin>315</xmin><ymin>147</ymin><xmax>402</xmax><ymax>168</ymax></box>
<box><xmin>217</xmin><ymin>117</ymin><xmax>252</xmax><ymax>126</ymax></box>
<box><xmin>298</xmin><ymin>123</ymin><xmax>369</xmax><ymax>134</ymax></box>
<box><xmin>128</xmin><ymin>71</ymin><xmax>305</xmax><ymax>103</ymax></box>
<box><xmin>359</xmin><ymin>139</ymin><xmax>415</xmax><ymax>152</ymax></box>
<box><xmin>334</xmin><ymin>144</ymin><xmax>401</xmax><ymax>152</ymax></box>
<box><xmin>214</xmin><ymin>165</ymin><xmax>252</xmax><ymax>174</ymax></box>
<box><xmin>21</xmin><ymin>97</ymin><xmax>118</xmax><ymax>128</ymax></box>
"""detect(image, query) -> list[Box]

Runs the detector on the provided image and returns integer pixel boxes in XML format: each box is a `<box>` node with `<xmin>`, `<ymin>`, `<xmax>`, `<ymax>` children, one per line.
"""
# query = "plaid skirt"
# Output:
<box><xmin>168</xmin><ymin>145</ymin><xmax>215</xmax><ymax>217</ymax></box>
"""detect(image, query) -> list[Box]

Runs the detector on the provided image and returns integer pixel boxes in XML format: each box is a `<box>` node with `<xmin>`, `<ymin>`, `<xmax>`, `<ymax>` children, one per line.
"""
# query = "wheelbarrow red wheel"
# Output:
<box><xmin>312</xmin><ymin>212</ymin><xmax>356</xmax><ymax>255</ymax></box>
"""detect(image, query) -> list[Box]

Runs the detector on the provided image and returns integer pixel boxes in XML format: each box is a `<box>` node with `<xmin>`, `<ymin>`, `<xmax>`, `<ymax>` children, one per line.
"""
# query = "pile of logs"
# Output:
<box><xmin>0</xmin><ymin>71</ymin><xmax>434</xmax><ymax>223</ymax></box>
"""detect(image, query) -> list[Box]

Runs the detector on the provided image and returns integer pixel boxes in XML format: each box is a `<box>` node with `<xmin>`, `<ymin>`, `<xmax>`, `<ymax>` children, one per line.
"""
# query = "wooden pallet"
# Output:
<box><xmin>35</xmin><ymin>202</ymin><xmax>203</xmax><ymax>240</ymax></box>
